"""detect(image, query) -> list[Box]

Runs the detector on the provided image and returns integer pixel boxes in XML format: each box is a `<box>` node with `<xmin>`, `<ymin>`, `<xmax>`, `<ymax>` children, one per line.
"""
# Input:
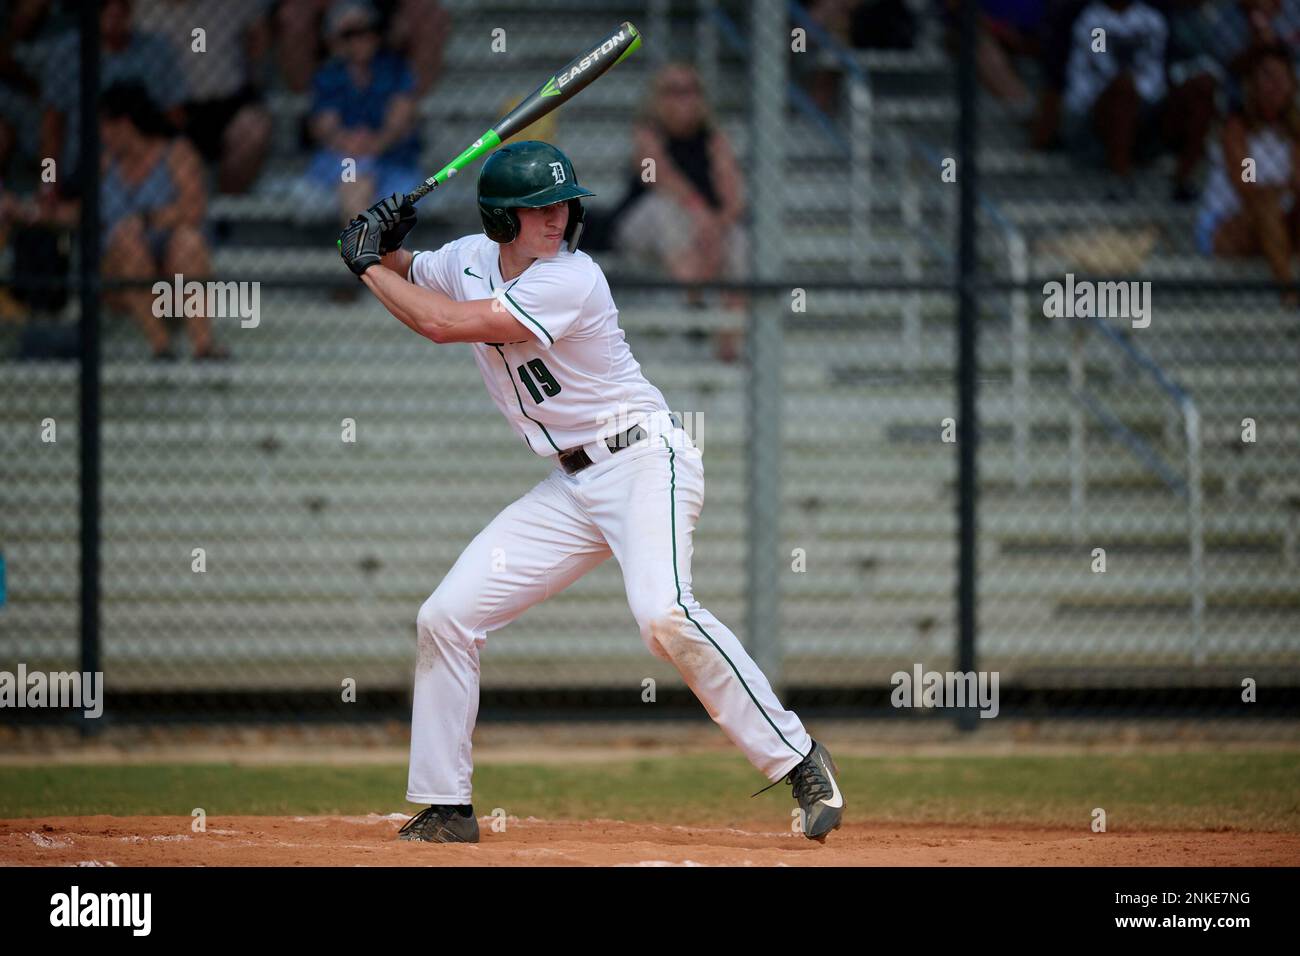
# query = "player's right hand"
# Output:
<box><xmin>338</xmin><ymin>210</ymin><xmax>384</xmax><ymax>277</ymax></box>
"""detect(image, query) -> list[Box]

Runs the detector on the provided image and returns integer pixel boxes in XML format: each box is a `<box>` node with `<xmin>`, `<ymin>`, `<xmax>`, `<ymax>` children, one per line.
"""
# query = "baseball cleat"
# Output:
<box><xmin>787</xmin><ymin>740</ymin><xmax>844</xmax><ymax>842</ymax></box>
<box><xmin>397</xmin><ymin>805</ymin><xmax>480</xmax><ymax>843</ymax></box>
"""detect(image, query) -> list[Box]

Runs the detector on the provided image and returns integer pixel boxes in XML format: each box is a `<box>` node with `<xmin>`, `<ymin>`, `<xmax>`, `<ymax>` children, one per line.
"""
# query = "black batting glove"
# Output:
<box><xmin>368</xmin><ymin>192</ymin><xmax>418</xmax><ymax>254</ymax></box>
<box><xmin>338</xmin><ymin>210</ymin><xmax>384</xmax><ymax>277</ymax></box>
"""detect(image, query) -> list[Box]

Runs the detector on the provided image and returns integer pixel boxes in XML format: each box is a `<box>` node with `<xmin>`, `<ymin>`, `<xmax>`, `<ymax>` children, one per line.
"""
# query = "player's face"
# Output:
<box><xmin>515</xmin><ymin>202</ymin><xmax>570</xmax><ymax>257</ymax></box>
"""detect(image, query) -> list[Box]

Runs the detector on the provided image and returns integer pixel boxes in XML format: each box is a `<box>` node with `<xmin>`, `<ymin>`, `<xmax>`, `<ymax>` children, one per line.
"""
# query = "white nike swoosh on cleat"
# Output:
<box><xmin>817</xmin><ymin>754</ymin><xmax>844</xmax><ymax>809</ymax></box>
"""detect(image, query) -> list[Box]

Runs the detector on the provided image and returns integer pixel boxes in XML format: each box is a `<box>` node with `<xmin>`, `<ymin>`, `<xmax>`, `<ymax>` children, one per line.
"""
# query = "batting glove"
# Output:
<box><xmin>338</xmin><ymin>210</ymin><xmax>384</xmax><ymax>277</ymax></box>
<box><xmin>368</xmin><ymin>192</ymin><xmax>418</xmax><ymax>255</ymax></box>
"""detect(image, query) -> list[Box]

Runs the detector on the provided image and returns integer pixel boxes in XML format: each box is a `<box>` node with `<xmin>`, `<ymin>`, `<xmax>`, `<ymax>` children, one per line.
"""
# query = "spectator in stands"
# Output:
<box><xmin>1153</xmin><ymin>1</ymin><xmax>1300</xmax><ymax>114</ymax></box>
<box><xmin>1157</xmin><ymin>2</ymin><xmax>1223</xmax><ymax>201</ymax></box>
<box><xmin>0</xmin><ymin>2</ymin><xmax>79</xmax><ymax>347</ymax></box>
<box><xmin>1202</xmin><ymin>0</ymin><xmax>1300</xmax><ymax>98</ymax></box>
<box><xmin>941</xmin><ymin>0</ymin><xmax>1046</xmax><ymax>120</ymax></box>
<box><xmin>797</xmin><ymin>0</ymin><xmax>856</xmax><ymax>115</ymax></box>
<box><xmin>1030</xmin><ymin>1</ymin><xmax>1089</xmax><ymax>150</ymax></box>
<box><xmin>0</xmin><ymin>183</ymin><xmax>80</xmax><ymax>357</ymax></box>
<box><xmin>613</xmin><ymin>62</ymin><xmax>748</xmax><ymax>360</ymax></box>
<box><xmin>136</xmin><ymin>0</ymin><xmax>275</xmax><ymax>194</ymax></box>
<box><xmin>98</xmin><ymin>82</ymin><xmax>225</xmax><ymax>360</ymax></box>
<box><xmin>0</xmin><ymin>0</ymin><xmax>60</xmax><ymax>184</ymax></box>
<box><xmin>1196</xmin><ymin>47</ymin><xmax>1300</xmax><ymax>304</ymax></box>
<box><xmin>276</xmin><ymin>0</ymin><xmax>449</xmax><ymax>96</ymax></box>
<box><xmin>1062</xmin><ymin>0</ymin><xmax>1216</xmax><ymax>200</ymax></box>
<box><xmin>796</xmin><ymin>1</ymin><xmax>917</xmax><ymax>116</ymax></box>
<box><xmin>40</xmin><ymin>0</ymin><xmax>188</xmax><ymax>195</ymax></box>
<box><xmin>304</xmin><ymin>1</ymin><xmax>420</xmax><ymax>226</ymax></box>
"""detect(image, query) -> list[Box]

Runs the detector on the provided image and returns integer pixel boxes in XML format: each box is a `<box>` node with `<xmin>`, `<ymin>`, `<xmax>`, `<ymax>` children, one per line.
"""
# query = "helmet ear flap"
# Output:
<box><xmin>564</xmin><ymin>199</ymin><xmax>585</xmax><ymax>253</ymax></box>
<box><xmin>480</xmin><ymin>205</ymin><xmax>520</xmax><ymax>244</ymax></box>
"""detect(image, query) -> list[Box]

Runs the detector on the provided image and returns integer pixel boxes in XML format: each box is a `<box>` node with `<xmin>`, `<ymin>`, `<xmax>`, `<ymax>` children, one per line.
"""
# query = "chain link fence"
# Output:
<box><xmin>969</xmin><ymin>0</ymin><xmax>1300</xmax><ymax>711</ymax></box>
<box><xmin>0</xmin><ymin>0</ymin><xmax>1295</xmax><ymax>723</ymax></box>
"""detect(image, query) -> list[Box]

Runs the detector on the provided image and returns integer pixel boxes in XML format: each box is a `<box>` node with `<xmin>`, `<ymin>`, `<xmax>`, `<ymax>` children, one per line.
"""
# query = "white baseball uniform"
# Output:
<box><xmin>403</xmin><ymin>234</ymin><xmax>812</xmax><ymax>805</ymax></box>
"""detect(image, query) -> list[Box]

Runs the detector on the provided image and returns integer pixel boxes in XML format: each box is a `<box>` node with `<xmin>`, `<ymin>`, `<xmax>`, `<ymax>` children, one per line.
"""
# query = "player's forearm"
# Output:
<box><xmin>362</xmin><ymin>264</ymin><xmax>431</xmax><ymax>338</ymax></box>
<box><xmin>361</xmin><ymin>264</ymin><xmax>456</xmax><ymax>342</ymax></box>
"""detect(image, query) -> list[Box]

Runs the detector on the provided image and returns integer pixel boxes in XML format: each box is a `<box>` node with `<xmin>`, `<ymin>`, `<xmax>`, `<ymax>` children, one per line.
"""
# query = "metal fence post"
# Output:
<box><xmin>78</xmin><ymin>3</ymin><xmax>103</xmax><ymax>737</ymax></box>
<box><xmin>955</xmin><ymin>0</ymin><xmax>979</xmax><ymax>731</ymax></box>
<box><xmin>1185</xmin><ymin>402</ymin><xmax>1206</xmax><ymax>664</ymax></box>
<box><xmin>1069</xmin><ymin>325</ymin><xmax>1086</xmax><ymax>544</ymax></box>
<box><xmin>901</xmin><ymin>135</ymin><xmax>921</xmax><ymax>368</ymax></box>
<box><xmin>850</xmin><ymin>79</ymin><xmax>872</xmax><ymax>284</ymax></box>
<box><xmin>747</xmin><ymin>0</ymin><xmax>785</xmax><ymax>685</ymax></box>
<box><xmin>1009</xmin><ymin>232</ymin><xmax>1030</xmax><ymax>490</ymax></box>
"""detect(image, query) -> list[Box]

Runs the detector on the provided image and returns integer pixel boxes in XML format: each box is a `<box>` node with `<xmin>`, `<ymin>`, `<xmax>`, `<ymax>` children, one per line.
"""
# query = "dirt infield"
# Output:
<box><xmin>5</xmin><ymin>815</ymin><xmax>1299</xmax><ymax>866</ymax></box>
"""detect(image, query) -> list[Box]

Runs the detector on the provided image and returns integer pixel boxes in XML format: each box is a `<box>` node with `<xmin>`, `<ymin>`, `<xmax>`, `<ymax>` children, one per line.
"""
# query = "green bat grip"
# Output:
<box><xmin>404</xmin><ymin>130</ymin><xmax>503</xmax><ymax>206</ymax></box>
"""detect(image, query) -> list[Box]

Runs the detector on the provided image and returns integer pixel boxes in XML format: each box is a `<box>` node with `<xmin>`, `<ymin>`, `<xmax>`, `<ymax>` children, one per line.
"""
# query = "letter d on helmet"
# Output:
<box><xmin>477</xmin><ymin>141</ymin><xmax>596</xmax><ymax>252</ymax></box>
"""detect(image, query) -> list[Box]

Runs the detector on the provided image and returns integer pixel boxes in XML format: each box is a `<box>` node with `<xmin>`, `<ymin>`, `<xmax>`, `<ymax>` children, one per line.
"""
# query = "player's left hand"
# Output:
<box><xmin>338</xmin><ymin>210</ymin><xmax>384</xmax><ymax>277</ymax></box>
<box><xmin>367</xmin><ymin>192</ymin><xmax>418</xmax><ymax>254</ymax></box>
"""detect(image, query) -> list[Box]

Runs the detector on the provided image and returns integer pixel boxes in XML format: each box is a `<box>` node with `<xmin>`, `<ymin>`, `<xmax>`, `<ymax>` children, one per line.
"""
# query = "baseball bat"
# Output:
<box><xmin>403</xmin><ymin>21</ymin><xmax>642</xmax><ymax>206</ymax></box>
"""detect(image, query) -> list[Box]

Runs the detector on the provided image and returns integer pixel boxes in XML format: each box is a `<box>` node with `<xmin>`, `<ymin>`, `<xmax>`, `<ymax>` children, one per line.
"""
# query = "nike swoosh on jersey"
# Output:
<box><xmin>818</xmin><ymin>753</ymin><xmax>844</xmax><ymax>809</ymax></box>
<box><xmin>464</xmin><ymin>267</ymin><xmax>484</xmax><ymax>279</ymax></box>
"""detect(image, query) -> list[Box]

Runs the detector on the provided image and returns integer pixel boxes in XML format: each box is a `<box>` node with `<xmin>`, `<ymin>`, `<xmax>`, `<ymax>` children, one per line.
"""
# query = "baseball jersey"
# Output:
<box><xmin>409</xmin><ymin>233</ymin><xmax>672</xmax><ymax>456</ymax></box>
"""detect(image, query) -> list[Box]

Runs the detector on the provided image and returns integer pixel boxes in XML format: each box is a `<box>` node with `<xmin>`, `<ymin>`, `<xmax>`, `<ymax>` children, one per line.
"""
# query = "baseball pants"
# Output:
<box><xmin>406</xmin><ymin>415</ymin><xmax>812</xmax><ymax>804</ymax></box>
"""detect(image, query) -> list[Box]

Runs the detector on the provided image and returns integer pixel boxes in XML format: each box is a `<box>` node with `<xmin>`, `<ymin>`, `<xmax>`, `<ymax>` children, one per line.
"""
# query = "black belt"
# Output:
<box><xmin>558</xmin><ymin>414</ymin><xmax>682</xmax><ymax>475</ymax></box>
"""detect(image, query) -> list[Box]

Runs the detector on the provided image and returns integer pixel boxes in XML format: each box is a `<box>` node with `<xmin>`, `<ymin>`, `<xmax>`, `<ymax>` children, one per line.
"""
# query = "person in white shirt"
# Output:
<box><xmin>1196</xmin><ymin>46</ymin><xmax>1300</xmax><ymax>305</ymax></box>
<box><xmin>137</xmin><ymin>0</ymin><xmax>273</xmax><ymax>194</ymax></box>
<box><xmin>1063</xmin><ymin>0</ymin><xmax>1215</xmax><ymax>200</ymax></box>
<box><xmin>337</xmin><ymin>141</ymin><xmax>846</xmax><ymax>845</ymax></box>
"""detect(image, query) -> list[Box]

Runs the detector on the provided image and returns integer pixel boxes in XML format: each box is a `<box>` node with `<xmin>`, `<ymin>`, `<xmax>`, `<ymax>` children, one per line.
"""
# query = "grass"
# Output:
<box><xmin>1</xmin><ymin>753</ymin><xmax>1298</xmax><ymax>831</ymax></box>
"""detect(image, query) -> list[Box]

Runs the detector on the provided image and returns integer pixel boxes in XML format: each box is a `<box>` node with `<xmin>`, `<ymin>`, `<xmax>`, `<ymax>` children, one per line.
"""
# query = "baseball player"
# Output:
<box><xmin>338</xmin><ymin>141</ymin><xmax>844</xmax><ymax>844</ymax></box>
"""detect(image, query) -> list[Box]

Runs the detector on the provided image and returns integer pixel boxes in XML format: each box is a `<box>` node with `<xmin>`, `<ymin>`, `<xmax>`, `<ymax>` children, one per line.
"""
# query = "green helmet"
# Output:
<box><xmin>477</xmin><ymin>141</ymin><xmax>595</xmax><ymax>252</ymax></box>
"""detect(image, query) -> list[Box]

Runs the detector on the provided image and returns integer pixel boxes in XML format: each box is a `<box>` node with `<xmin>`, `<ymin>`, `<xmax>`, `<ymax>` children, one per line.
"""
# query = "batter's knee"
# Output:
<box><xmin>636</xmin><ymin>605</ymin><xmax>692</xmax><ymax>662</ymax></box>
<box><xmin>641</xmin><ymin>606</ymin><xmax>720</xmax><ymax>678</ymax></box>
<box><xmin>415</xmin><ymin>591</ymin><xmax>477</xmax><ymax>661</ymax></box>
